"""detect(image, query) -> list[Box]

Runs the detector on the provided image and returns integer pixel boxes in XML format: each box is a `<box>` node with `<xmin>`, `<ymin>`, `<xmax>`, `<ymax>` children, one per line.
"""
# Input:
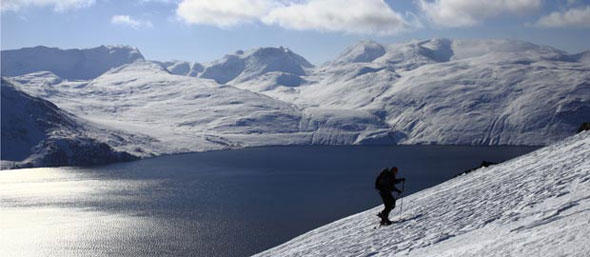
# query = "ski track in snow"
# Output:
<box><xmin>253</xmin><ymin>132</ymin><xmax>590</xmax><ymax>257</ymax></box>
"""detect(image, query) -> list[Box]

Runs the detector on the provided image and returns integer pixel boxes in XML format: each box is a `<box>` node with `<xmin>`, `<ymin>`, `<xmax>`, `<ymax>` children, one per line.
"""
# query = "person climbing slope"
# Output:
<box><xmin>375</xmin><ymin>166</ymin><xmax>405</xmax><ymax>225</ymax></box>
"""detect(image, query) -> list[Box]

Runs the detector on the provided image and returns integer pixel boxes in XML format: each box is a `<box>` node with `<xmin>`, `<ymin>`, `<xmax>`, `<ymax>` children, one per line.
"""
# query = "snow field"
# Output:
<box><xmin>253</xmin><ymin>132</ymin><xmax>590</xmax><ymax>257</ymax></box>
<box><xmin>2</xmin><ymin>38</ymin><xmax>589</xmax><ymax>167</ymax></box>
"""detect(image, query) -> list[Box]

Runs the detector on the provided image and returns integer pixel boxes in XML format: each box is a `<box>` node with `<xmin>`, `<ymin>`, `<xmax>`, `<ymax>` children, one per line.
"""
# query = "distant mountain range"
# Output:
<box><xmin>2</xmin><ymin>39</ymin><xmax>589</xmax><ymax>168</ymax></box>
<box><xmin>1</xmin><ymin>45</ymin><xmax>144</xmax><ymax>80</ymax></box>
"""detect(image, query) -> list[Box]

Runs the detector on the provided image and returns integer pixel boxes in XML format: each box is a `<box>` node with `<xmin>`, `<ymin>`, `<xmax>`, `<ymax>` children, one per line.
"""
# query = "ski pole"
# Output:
<box><xmin>399</xmin><ymin>180</ymin><xmax>405</xmax><ymax>216</ymax></box>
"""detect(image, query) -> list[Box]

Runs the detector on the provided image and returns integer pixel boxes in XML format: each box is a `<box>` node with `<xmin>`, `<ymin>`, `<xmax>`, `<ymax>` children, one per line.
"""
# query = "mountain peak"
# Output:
<box><xmin>1</xmin><ymin>45</ymin><xmax>144</xmax><ymax>80</ymax></box>
<box><xmin>334</xmin><ymin>40</ymin><xmax>386</xmax><ymax>64</ymax></box>
<box><xmin>101</xmin><ymin>60</ymin><xmax>168</xmax><ymax>76</ymax></box>
<box><xmin>200</xmin><ymin>46</ymin><xmax>313</xmax><ymax>84</ymax></box>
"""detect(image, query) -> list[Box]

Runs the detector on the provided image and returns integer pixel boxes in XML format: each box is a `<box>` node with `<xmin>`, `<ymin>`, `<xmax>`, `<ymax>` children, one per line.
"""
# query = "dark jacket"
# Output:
<box><xmin>375</xmin><ymin>169</ymin><xmax>404</xmax><ymax>193</ymax></box>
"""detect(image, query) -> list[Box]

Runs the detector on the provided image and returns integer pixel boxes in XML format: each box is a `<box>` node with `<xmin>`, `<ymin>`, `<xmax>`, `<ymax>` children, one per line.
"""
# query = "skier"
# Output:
<box><xmin>375</xmin><ymin>166</ymin><xmax>405</xmax><ymax>225</ymax></box>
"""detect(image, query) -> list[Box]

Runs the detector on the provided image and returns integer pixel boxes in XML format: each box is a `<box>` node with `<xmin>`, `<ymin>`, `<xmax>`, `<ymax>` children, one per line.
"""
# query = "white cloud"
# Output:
<box><xmin>262</xmin><ymin>0</ymin><xmax>410</xmax><ymax>35</ymax></box>
<box><xmin>175</xmin><ymin>0</ymin><xmax>274</xmax><ymax>27</ymax></box>
<box><xmin>111</xmin><ymin>15</ymin><xmax>153</xmax><ymax>29</ymax></box>
<box><xmin>139</xmin><ymin>0</ymin><xmax>179</xmax><ymax>4</ymax></box>
<box><xmin>417</xmin><ymin>0</ymin><xmax>542</xmax><ymax>27</ymax></box>
<box><xmin>1</xmin><ymin>0</ymin><xmax>95</xmax><ymax>12</ymax></box>
<box><xmin>175</xmin><ymin>0</ymin><xmax>411</xmax><ymax>35</ymax></box>
<box><xmin>534</xmin><ymin>6</ymin><xmax>590</xmax><ymax>28</ymax></box>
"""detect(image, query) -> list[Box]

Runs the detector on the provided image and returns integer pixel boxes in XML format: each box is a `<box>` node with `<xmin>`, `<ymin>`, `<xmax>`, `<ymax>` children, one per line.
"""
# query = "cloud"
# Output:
<box><xmin>1</xmin><ymin>0</ymin><xmax>95</xmax><ymax>12</ymax></box>
<box><xmin>176</xmin><ymin>0</ymin><xmax>274</xmax><ymax>27</ymax></box>
<box><xmin>175</xmin><ymin>0</ymin><xmax>411</xmax><ymax>35</ymax></box>
<box><xmin>533</xmin><ymin>5</ymin><xmax>590</xmax><ymax>28</ymax></box>
<box><xmin>262</xmin><ymin>0</ymin><xmax>410</xmax><ymax>35</ymax></box>
<box><xmin>417</xmin><ymin>0</ymin><xmax>542</xmax><ymax>27</ymax></box>
<box><xmin>111</xmin><ymin>15</ymin><xmax>153</xmax><ymax>29</ymax></box>
<box><xmin>139</xmin><ymin>0</ymin><xmax>180</xmax><ymax>4</ymax></box>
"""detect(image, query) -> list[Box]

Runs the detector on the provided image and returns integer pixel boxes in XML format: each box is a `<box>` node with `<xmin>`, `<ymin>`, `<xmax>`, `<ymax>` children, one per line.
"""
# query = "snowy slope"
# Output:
<box><xmin>235</xmin><ymin>39</ymin><xmax>589</xmax><ymax>145</ymax></box>
<box><xmin>367</xmin><ymin>43</ymin><xmax>590</xmax><ymax>145</ymax></box>
<box><xmin>154</xmin><ymin>60</ymin><xmax>204</xmax><ymax>76</ymax></box>
<box><xmin>3</xmin><ymin>39</ymin><xmax>589</xmax><ymax>163</ymax></box>
<box><xmin>200</xmin><ymin>47</ymin><xmax>313</xmax><ymax>87</ymax></box>
<box><xmin>8</xmin><ymin>60</ymin><xmax>394</xmax><ymax>154</ymax></box>
<box><xmin>254</xmin><ymin>131</ymin><xmax>590</xmax><ymax>257</ymax></box>
<box><xmin>1</xmin><ymin>45</ymin><xmax>143</xmax><ymax>80</ymax></box>
<box><xmin>7</xmin><ymin>61</ymin><xmax>308</xmax><ymax>153</ymax></box>
<box><xmin>0</xmin><ymin>78</ymin><xmax>154</xmax><ymax>169</ymax></box>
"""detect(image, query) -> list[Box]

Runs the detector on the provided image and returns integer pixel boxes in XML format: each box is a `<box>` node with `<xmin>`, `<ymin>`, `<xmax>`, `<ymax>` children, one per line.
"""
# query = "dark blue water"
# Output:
<box><xmin>0</xmin><ymin>145</ymin><xmax>538</xmax><ymax>257</ymax></box>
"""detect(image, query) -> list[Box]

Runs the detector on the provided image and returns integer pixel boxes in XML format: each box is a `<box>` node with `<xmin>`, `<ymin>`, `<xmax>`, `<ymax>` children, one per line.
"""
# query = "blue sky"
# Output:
<box><xmin>2</xmin><ymin>0</ymin><xmax>589</xmax><ymax>64</ymax></box>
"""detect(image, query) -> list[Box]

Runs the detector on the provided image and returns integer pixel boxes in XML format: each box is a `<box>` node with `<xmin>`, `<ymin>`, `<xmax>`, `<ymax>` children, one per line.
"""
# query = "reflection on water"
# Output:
<box><xmin>0</xmin><ymin>145</ymin><xmax>538</xmax><ymax>257</ymax></box>
<box><xmin>1</xmin><ymin>168</ymin><xmax>164</xmax><ymax>256</ymax></box>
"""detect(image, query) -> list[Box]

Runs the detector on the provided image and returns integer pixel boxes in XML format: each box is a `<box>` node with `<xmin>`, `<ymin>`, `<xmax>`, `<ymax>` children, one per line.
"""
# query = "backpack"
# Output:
<box><xmin>375</xmin><ymin>169</ymin><xmax>393</xmax><ymax>191</ymax></box>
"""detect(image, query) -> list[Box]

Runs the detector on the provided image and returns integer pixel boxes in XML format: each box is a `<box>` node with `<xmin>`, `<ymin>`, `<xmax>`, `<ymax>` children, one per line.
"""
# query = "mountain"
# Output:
<box><xmin>2</xmin><ymin>39</ymin><xmax>589</xmax><ymax>168</ymax></box>
<box><xmin>7</xmin><ymin>60</ymin><xmax>391</xmax><ymax>157</ymax></box>
<box><xmin>333</xmin><ymin>40</ymin><xmax>386</xmax><ymax>64</ymax></box>
<box><xmin>199</xmin><ymin>47</ymin><xmax>313</xmax><ymax>85</ymax></box>
<box><xmin>277</xmin><ymin>39</ymin><xmax>590</xmax><ymax>145</ymax></box>
<box><xmin>8</xmin><ymin>61</ymin><xmax>307</xmax><ymax>152</ymax></box>
<box><xmin>1</xmin><ymin>45</ymin><xmax>144</xmax><ymax>80</ymax></box>
<box><xmin>154</xmin><ymin>60</ymin><xmax>204</xmax><ymax>76</ymax></box>
<box><xmin>253</xmin><ymin>131</ymin><xmax>590</xmax><ymax>256</ymax></box>
<box><xmin>368</xmin><ymin>51</ymin><xmax>589</xmax><ymax>145</ymax></box>
<box><xmin>0</xmin><ymin>78</ymin><xmax>149</xmax><ymax>168</ymax></box>
<box><xmin>569</xmin><ymin>50</ymin><xmax>590</xmax><ymax>64</ymax></box>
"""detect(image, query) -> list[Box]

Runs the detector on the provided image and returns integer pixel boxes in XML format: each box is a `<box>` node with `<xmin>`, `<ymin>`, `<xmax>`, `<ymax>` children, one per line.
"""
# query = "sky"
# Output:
<box><xmin>1</xmin><ymin>0</ymin><xmax>589</xmax><ymax>64</ymax></box>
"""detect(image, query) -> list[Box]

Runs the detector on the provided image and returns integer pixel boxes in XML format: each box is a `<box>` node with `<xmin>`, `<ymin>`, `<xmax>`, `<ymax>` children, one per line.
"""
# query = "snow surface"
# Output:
<box><xmin>230</xmin><ymin>39</ymin><xmax>590</xmax><ymax>145</ymax></box>
<box><xmin>253</xmin><ymin>131</ymin><xmax>590</xmax><ymax>257</ymax></box>
<box><xmin>200</xmin><ymin>46</ymin><xmax>313</xmax><ymax>85</ymax></box>
<box><xmin>1</xmin><ymin>45</ymin><xmax>143</xmax><ymax>80</ymax></box>
<box><xmin>2</xmin><ymin>39</ymin><xmax>589</xmax><ymax>167</ymax></box>
<box><xmin>153</xmin><ymin>60</ymin><xmax>204</xmax><ymax>77</ymax></box>
<box><xmin>4</xmin><ymin>61</ymin><xmax>310</xmax><ymax>156</ymax></box>
<box><xmin>0</xmin><ymin>79</ymin><xmax>154</xmax><ymax>168</ymax></box>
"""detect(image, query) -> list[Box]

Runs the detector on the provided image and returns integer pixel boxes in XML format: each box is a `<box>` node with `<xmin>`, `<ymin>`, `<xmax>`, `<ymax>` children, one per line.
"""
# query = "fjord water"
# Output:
<box><xmin>0</xmin><ymin>145</ymin><xmax>537</xmax><ymax>257</ymax></box>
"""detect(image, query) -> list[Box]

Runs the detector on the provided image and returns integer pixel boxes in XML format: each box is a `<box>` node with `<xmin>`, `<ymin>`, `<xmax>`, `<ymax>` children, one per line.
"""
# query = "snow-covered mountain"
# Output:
<box><xmin>199</xmin><ymin>47</ymin><xmax>313</xmax><ymax>87</ymax></box>
<box><xmin>1</xmin><ymin>39</ymin><xmax>589</xmax><ymax>168</ymax></box>
<box><xmin>242</xmin><ymin>39</ymin><xmax>589</xmax><ymax>145</ymax></box>
<box><xmin>253</xmin><ymin>131</ymin><xmax>590</xmax><ymax>257</ymax></box>
<box><xmin>6</xmin><ymin>61</ymin><xmax>304</xmax><ymax>152</ymax></box>
<box><xmin>1</xmin><ymin>45</ymin><xmax>144</xmax><ymax>80</ymax></box>
<box><xmin>154</xmin><ymin>60</ymin><xmax>204</xmax><ymax>76</ymax></box>
<box><xmin>569</xmin><ymin>50</ymin><xmax>590</xmax><ymax>64</ymax></box>
<box><xmin>0</xmin><ymin>78</ymin><xmax>153</xmax><ymax>168</ymax></box>
<box><xmin>333</xmin><ymin>40</ymin><xmax>387</xmax><ymax>64</ymax></box>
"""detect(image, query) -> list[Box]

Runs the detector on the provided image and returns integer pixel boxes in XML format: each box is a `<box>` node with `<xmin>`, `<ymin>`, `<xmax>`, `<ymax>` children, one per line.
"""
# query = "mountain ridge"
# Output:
<box><xmin>0</xmin><ymin>78</ymin><xmax>150</xmax><ymax>168</ymax></box>
<box><xmin>2</xmin><ymin>38</ymin><xmax>589</xmax><ymax>168</ymax></box>
<box><xmin>1</xmin><ymin>45</ymin><xmax>144</xmax><ymax>80</ymax></box>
